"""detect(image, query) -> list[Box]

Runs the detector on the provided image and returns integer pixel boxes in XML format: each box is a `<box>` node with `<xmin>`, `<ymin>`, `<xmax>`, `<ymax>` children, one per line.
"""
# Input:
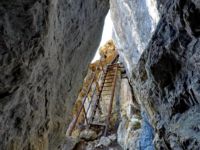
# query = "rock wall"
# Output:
<box><xmin>110</xmin><ymin>0</ymin><xmax>160</xmax><ymax>76</ymax></box>
<box><xmin>0</xmin><ymin>0</ymin><xmax>109</xmax><ymax>149</ymax></box>
<box><xmin>111</xmin><ymin>0</ymin><xmax>200</xmax><ymax>149</ymax></box>
<box><xmin>117</xmin><ymin>78</ymin><xmax>141</xmax><ymax>150</ymax></box>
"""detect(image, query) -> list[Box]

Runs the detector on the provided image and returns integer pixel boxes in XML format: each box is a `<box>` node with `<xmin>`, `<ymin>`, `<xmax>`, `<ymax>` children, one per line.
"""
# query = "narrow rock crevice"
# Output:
<box><xmin>1</xmin><ymin>0</ymin><xmax>200</xmax><ymax>149</ymax></box>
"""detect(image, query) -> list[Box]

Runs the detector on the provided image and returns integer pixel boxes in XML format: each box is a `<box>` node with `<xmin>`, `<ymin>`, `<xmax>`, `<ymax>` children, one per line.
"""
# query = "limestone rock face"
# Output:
<box><xmin>0</xmin><ymin>0</ymin><xmax>109</xmax><ymax>149</ymax></box>
<box><xmin>117</xmin><ymin>78</ymin><xmax>143</xmax><ymax>150</ymax></box>
<box><xmin>110</xmin><ymin>0</ymin><xmax>160</xmax><ymax>75</ymax></box>
<box><xmin>112</xmin><ymin>0</ymin><xmax>200</xmax><ymax>149</ymax></box>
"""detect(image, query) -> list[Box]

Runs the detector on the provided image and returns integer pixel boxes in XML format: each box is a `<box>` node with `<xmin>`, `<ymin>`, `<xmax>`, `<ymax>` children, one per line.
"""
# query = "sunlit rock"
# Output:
<box><xmin>122</xmin><ymin>0</ymin><xmax>200</xmax><ymax>149</ymax></box>
<box><xmin>110</xmin><ymin>0</ymin><xmax>160</xmax><ymax>75</ymax></box>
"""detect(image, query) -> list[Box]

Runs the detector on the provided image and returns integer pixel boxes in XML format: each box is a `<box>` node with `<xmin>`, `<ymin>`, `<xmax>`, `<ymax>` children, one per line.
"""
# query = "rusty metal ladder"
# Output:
<box><xmin>89</xmin><ymin>57</ymin><xmax>119</xmax><ymax>135</ymax></box>
<box><xmin>67</xmin><ymin>55</ymin><xmax>120</xmax><ymax>136</ymax></box>
<box><xmin>103</xmin><ymin>63</ymin><xmax>119</xmax><ymax>136</ymax></box>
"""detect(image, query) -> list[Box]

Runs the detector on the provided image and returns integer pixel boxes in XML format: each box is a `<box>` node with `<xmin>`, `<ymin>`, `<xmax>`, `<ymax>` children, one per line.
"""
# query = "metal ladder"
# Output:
<box><xmin>67</xmin><ymin>55</ymin><xmax>122</xmax><ymax>136</ymax></box>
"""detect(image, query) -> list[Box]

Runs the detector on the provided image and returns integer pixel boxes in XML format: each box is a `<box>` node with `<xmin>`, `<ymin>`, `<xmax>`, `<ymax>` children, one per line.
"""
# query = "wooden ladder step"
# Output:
<box><xmin>106</xmin><ymin>72</ymin><xmax>115</xmax><ymax>74</ymax></box>
<box><xmin>105</xmin><ymin>75</ymin><xmax>115</xmax><ymax>77</ymax></box>
<box><xmin>105</xmin><ymin>77</ymin><xmax>114</xmax><ymax>80</ymax></box>
<box><xmin>106</xmin><ymin>74</ymin><xmax>115</xmax><ymax>77</ymax></box>
<box><xmin>107</xmin><ymin>70</ymin><xmax>115</xmax><ymax>73</ymax></box>
<box><xmin>104</xmin><ymin>83</ymin><xmax>113</xmax><ymax>85</ymax></box>
<box><xmin>103</xmin><ymin>85</ymin><xmax>113</xmax><ymax>88</ymax></box>
<box><xmin>104</xmin><ymin>81</ymin><xmax>113</xmax><ymax>83</ymax></box>
<box><xmin>107</xmin><ymin>69</ymin><xmax>115</xmax><ymax>72</ymax></box>
<box><xmin>105</xmin><ymin>78</ymin><xmax>114</xmax><ymax>81</ymax></box>
<box><xmin>104</xmin><ymin>81</ymin><xmax>114</xmax><ymax>83</ymax></box>
<box><xmin>102</xmin><ymin>89</ymin><xmax>112</xmax><ymax>92</ymax></box>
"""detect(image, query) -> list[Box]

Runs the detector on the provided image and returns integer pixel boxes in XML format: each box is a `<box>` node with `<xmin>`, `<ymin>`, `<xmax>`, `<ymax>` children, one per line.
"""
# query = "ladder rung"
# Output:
<box><xmin>105</xmin><ymin>77</ymin><xmax>114</xmax><ymax>80</ymax></box>
<box><xmin>107</xmin><ymin>71</ymin><xmax>115</xmax><ymax>73</ymax></box>
<box><xmin>107</xmin><ymin>70</ymin><xmax>115</xmax><ymax>72</ymax></box>
<box><xmin>106</xmin><ymin>75</ymin><xmax>115</xmax><ymax>77</ymax></box>
<box><xmin>106</xmin><ymin>73</ymin><xmax>115</xmax><ymax>75</ymax></box>
<box><xmin>104</xmin><ymin>83</ymin><xmax>113</xmax><ymax>85</ymax></box>
<box><xmin>106</xmin><ymin>72</ymin><xmax>115</xmax><ymax>74</ymax></box>
<box><xmin>104</xmin><ymin>81</ymin><xmax>113</xmax><ymax>85</ymax></box>
<box><xmin>107</xmin><ymin>72</ymin><xmax>115</xmax><ymax>75</ymax></box>
<box><xmin>104</xmin><ymin>80</ymin><xmax>113</xmax><ymax>83</ymax></box>
<box><xmin>102</xmin><ymin>90</ymin><xmax>112</xmax><ymax>92</ymax></box>
<box><xmin>102</xmin><ymin>88</ymin><xmax>111</xmax><ymax>90</ymax></box>
<box><xmin>104</xmin><ymin>82</ymin><xmax>113</xmax><ymax>85</ymax></box>
<box><xmin>106</xmin><ymin>76</ymin><xmax>114</xmax><ymax>78</ymax></box>
<box><xmin>102</xmin><ymin>89</ymin><xmax>111</xmax><ymax>91</ymax></box>
<box><xmin>102</xmin><ymin>92</ymin><xmax>112</xmax><ymax>95</ymax></box>
<box><xmin>104</xmin><ymin>81</ymin><xmax>113</xmax><ymax>84</ymax></box>
<box><xmin>103</xmin><ymin>86</ymin><xmax>112</xmax><ymax>88</ymax></box>
<box><xmin>104</xmin><ymin>79</ymin><xmax>114</xmax><ymax>83</ymax></box>
<box><xmin>103</xmin><ymin>88</ymin><xmax>112</xmax><ymax>90</ymax></box>
<box><xmin>105</xmin><ymin>79</ymin><xmax>113</xmax><ymax>81</ymax></box>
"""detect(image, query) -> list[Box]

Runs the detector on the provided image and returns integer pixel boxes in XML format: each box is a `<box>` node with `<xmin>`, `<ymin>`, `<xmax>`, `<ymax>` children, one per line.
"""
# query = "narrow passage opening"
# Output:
<box><xmin>65</xmin><ymin>10</ymin><xmax>138</xmax><ymax>150</ymax></box>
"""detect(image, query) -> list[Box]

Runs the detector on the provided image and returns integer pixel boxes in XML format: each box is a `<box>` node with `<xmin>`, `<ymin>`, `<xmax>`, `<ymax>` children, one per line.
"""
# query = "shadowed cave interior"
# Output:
<box><xmin>1</xmin><ymin>0</ymin><xmax>200</xmax><ymax>150</ymax></box>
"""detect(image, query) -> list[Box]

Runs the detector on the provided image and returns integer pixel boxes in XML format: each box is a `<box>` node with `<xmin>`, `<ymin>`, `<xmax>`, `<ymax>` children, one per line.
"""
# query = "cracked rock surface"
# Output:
<box><xmin>0</xmin><ymin>0</ymin><xmax>109</xmax><ymax>149</ymax></box>
<box><xmin>111</xmin><ymin>0</ymin><xmax>200</xmax><ymax>149</ymax></box>
<box><xmin>110</xmin><ymin>0</ymin><xmax>160</xmax><ymax>75</ymax></box>
<box><xmin>119</xmin><ymin>0</ymin><xmax>200</xmax><ymax>149</ymax></box>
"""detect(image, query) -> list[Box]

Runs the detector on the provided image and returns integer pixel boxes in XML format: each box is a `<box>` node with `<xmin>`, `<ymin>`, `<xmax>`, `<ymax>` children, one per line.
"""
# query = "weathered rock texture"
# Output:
<box><xmin>112</xmin><ymin>0</ymin><xmax>200</xmax><ymax>149</ymax></box>
<box><xmin>110</xmin><ymin>0</ymin><xmax>160</xmax><ymax>76</ymax></box>
<box><xmin>0</xmin><ymin>0</ymin><xmax>109</xmax><ymax>149</ymax></box>
<box><xmin>117</xmin><ymin>78</ymin><xmax>141</xmax><ymax>150</ymax></box>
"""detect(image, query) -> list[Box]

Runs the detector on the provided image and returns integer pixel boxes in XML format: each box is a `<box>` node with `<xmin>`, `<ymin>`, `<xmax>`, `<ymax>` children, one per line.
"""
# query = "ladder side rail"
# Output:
<box><xmin>104</xmin><ymin>64</ymin><xmax>119</xmax><ymax>136</ymax></box>
<box><xmin>68</xmin><ymin>72</ymin><xmax>96</xmax><ymax>136</ymax></box>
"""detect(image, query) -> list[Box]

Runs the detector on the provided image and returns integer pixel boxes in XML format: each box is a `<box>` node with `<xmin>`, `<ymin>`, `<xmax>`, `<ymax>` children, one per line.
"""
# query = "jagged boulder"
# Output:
<box><xmin>96</xmin><ymin>136</ymin><xmax>111</xmax><ymax>147</ymax></box>
<box><xmin>80</xmin><ymin>129</ymin><xmax>98</xmax><ymax>141</ymax></box>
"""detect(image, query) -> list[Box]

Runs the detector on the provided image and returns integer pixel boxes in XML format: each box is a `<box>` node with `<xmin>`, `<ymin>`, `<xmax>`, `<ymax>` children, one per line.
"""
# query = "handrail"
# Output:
<box><xmin>67</xmin><ymin>57</ymin><xmax>103</xmax><ymax>136</ymax></box>
<box><xmin>67</xmin><ymin>53</ymin><xmax>119</xmax><ymax>136</ymax></box>
<box><xmin>85</xmin><ymin>59</ymin><xmax>105</xmax><ymax>119</ymax></box>
<box><xmin>86</xmin><ymin>70</ymin><xmax>103</xmax><ymax>117</ymax></box>
<box><xmin>68</xmin><ymin>72</ymin><xmax>96</xmax><ymax>136</ymax></box>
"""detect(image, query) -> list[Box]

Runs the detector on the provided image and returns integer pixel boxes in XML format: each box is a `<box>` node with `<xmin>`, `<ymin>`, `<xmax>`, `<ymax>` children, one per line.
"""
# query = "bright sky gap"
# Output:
<box><xmin>92</xmin><ymin>11</ymin><xmax>113</xmax><ymax>62</ymax></box>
